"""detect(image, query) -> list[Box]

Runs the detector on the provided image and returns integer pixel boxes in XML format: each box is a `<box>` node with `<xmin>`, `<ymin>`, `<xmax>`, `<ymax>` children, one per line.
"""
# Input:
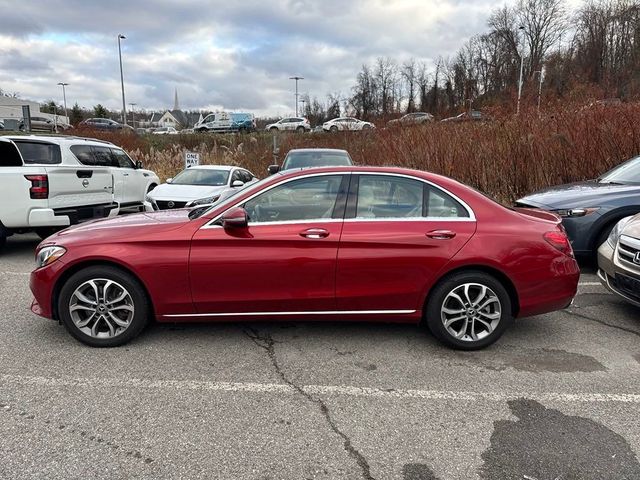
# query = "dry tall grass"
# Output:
<box><xmin>77</xmin><ymin>103</ymin><xmax>640</xmax><ymax>204</ymax></box>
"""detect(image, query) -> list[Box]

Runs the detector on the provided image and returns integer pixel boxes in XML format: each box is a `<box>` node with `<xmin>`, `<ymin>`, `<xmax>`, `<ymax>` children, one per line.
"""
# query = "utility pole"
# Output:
<box><xmin>289</xmin><ymin>76</ymin><xmax>304</xmax><ymax>116</ymax></box>
<box><xmin>118</xmin><ymin>34</ymin><xmax>127</xmax><ymax>125</ymax></box>
<box><xmin>57</xmin><ymin>82</ymin><xmax>69</xmax><ymax>122</ymax></box>
<box><xmin>129</xmin><ymin>103</ymin><xmax>137</xmax><ymax>127</ymax></box>
<box><xmin>533</xmin><ymin>70</ymin><xmax>544</xmax><ymax>115</ymax></box>
<box><xmin>516</xmin><ymin>26</ymin><xmax>527</xmax><ymax>116</ymax></box>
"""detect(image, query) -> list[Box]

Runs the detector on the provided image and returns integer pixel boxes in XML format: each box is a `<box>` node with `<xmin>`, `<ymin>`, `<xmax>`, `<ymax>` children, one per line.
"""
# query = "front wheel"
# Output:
<box><xmin>58</xmin><ymin>266</ymin><xmax>150</xmax><ymax>347</ymax></box>
<box><xmin>296</xmin><ymin>126</ymin><xmax>305</xmax><ymax>133</ymax></box>
<box><xmin>425</xmin><ymin>271</ymin><xmax>513</xmax><ymax>350</ymax></box>
<box><xmin>330</xmin><ymin>125</ymin><xmax>338</xmax><ymax>132</ymax></box>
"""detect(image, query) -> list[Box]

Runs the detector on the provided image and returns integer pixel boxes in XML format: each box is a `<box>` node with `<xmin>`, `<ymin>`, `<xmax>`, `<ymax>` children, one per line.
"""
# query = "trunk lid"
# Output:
<box><xmin>513</xmin><ymin>207</ymin><xmax>562</xmax><ymax>225</ymax></box>
<box><xmin>43</xmin><ymin>166</ymin><xmax>113</xmax><ymax>209</ymax></box>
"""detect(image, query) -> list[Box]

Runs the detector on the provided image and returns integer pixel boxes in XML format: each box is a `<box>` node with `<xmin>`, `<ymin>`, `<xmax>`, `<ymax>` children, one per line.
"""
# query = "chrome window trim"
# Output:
<box><xmin>201</xmin><ymin>170</ymin><xmax>476</xmax><ymax>229</ymax></box>
<box><xmin>163</xmin><ymin>309</ymin><xmax>417</xmax><ymax>318</ymax></box>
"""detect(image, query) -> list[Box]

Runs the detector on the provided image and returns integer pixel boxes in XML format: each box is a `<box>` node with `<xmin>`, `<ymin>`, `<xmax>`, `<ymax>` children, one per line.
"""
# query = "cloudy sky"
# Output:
<box><xmin>0</xmin><ymin>0</ymin><xmax>582</xmax><ymax>117</ymax></box>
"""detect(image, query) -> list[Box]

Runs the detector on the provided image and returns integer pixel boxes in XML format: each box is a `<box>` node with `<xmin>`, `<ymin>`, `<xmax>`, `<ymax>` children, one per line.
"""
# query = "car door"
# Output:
<box><xmin>189</xmin><ymin>173</ymin><xmax>349</xmax><ymax>315</ymax></box>
<box><xmin>86</xmin><ymin>145</ymin><xmax>127</xmax><ymax>205</ymax></box>
<box><xmin>111</xmin><ymin>147</ymin><xmax>147</xmax><ymax>205</ymax></box>
<box><xmin>335</xmin><ymin>173</ymin><xmax>477</xmax><ymax>312</ymax></box>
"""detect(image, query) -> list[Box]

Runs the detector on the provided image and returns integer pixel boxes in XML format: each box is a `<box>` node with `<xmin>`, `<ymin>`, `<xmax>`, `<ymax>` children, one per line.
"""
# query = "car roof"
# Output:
<box><xmin>185</xmin><ymin>165</ymin><xmax>236</xmax><ymax>171</ymax></box>
<box><xmin>2</xmin><ymin>134</ymin><xmax>118</xmax><ymax>148</ymax></box>
<box><xmin>286</xmin><ymin>148</ymin><xmax>349</xmax><ymax>155</ymax></box>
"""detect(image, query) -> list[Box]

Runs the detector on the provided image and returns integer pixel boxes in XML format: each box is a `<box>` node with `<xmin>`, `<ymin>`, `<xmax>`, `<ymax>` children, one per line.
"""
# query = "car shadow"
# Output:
<box><xmin>2</xmin><ymin>233</ymin><xmax>40</xmax><ymax>258</ymax></box>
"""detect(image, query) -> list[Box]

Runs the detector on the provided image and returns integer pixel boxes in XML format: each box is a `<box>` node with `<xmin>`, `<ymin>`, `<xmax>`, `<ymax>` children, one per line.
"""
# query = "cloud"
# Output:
<box><xmin>0</xmin><ymin>0</ymin><xmax>576</xmax><ymax>116</ymax></box>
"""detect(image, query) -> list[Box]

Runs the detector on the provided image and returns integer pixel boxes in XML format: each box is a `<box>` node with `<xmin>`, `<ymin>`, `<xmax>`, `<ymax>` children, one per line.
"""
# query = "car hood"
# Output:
<box><xmin>43</xmin><ymin>209</ymin><xmax>193</xmax><ymax>246</ymax></box>
<box><xmin>622</xmin><ymin>213</ymin><xmax>640</xmax><ymax>239</ymax></box>
<box><xmin>148</xmin><ymin>183</ymin><xmax>228</xmax><ymax>201</ymax></box>
<box><xmin>517</xmin><ymin>180</ymin><xmax>640</xmax><ymax>209</ymax></box>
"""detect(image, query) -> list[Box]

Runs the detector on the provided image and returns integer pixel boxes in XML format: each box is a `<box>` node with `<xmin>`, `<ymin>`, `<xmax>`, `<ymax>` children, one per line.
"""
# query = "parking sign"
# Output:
<box><xmin>185</xmin><ymin>152</ymin><xmax>200</xmax><ymax>168</ymax></box>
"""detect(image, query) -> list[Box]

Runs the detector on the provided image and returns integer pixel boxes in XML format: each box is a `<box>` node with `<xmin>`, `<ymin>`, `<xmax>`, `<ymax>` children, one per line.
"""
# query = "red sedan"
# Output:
<box><xmin>30</xmin><ymin>166</ymin><xmax>580</xmax><ymax>349</ymax></box>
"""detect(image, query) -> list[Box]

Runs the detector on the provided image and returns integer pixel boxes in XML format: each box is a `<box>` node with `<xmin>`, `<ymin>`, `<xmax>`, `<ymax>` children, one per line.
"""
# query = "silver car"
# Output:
<box><xmin>597</xmin><ymin>214</ymin><xmax>640</xmax><ymax>307</ymax></box>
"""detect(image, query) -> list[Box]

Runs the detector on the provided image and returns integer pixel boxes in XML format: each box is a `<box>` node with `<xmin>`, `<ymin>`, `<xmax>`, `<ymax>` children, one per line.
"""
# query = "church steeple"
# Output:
<box><xmin>173</xmin><ymin>87</ymin><xmax>180</xmax><ymax>111</ymax></box>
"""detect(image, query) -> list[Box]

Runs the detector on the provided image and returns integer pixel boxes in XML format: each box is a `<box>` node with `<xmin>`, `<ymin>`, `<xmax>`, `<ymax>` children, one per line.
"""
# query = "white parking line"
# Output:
<box><xmin>1</xmin><ymin>374</ymin><xmax>638</xmax><ymax>404</ymax></box>
<box><xmin>578</xmin><ymin>282</ymin><xmax>602</xmax><ymax>286</ymax></box>
<box><xmin>1</xmin><ymin>271</ymin><xmax>29</xmax><ymax>276</ymax></box>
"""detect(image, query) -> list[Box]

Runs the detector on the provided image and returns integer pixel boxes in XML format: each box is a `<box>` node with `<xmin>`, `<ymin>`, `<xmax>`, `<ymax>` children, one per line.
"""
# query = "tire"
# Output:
<box><xmin>362</xmin><ymin>124</ymin><xmax>372</xmax><ymax>130</ymax></box>
<box><xmin>330</xmin><ymin>125</ymin><xmax>338</xmax><ymax>132</ymax></box>
<box><xmin>58</xmin><ymin>266</ymin><xmax>150</xmax><ymax>347</ymax></box>
<box><xmin>296</xmin><ymin>126</ymin><xmax>305</xmax><ymax>133</ymax></box>
<box><xmin>425</xmin><ymin>271</ymin><xmax>513</xmax><ymax>350</ymax></box>
<box><xmin>270</xmin><ymin>127</ymin><xmax>279</xmax><ymax>133</ymax></box>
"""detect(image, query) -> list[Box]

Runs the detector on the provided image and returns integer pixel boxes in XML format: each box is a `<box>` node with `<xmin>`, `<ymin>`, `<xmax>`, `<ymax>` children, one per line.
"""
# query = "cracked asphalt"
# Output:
<box><xmin>1</xmin><ymin>233</ymin><xmax>639</xmax><ymax>480</ymax></box>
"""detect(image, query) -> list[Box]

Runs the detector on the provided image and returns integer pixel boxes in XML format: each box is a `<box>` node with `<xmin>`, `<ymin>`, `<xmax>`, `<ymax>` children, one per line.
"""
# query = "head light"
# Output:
<box><xmin>553</xmin><ymin>207</ymin><xmax>599</xmax><ymax>218</ymax></box>
<box><xmin>190</xmin><ymin>195</ymin><xmax>220</xmax><ymax>206</ymax></box>
<box><xmin>35</xmin><ymin>246</ymin><xmax>66</xmax><ymax>268</ymax></box>
<box><xmin>607</xmin><ymin>216</ymin><xmax>633</xmax><ymax>248</ymax></box>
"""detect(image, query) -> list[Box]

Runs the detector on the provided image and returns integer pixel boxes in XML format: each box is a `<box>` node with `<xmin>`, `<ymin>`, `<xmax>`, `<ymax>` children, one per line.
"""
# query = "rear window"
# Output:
<box><xmin>282</xmin><ymin>151</ymin><xmax>352</xmax><ymax>170</ymax></box>
<box><xmin>0</xmin><ymin>141</ymin><xmax>23</xmax><ymax>167</ymax></box>
<box><xmin>14</xmin><ymin>141</ymin><xmax>61</xmax><ymax>165</ymax></box>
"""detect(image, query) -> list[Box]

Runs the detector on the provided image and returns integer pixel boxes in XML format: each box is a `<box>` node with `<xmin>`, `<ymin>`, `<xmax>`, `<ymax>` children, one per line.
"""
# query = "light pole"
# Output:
<box><xmin>533</xmin><ymin>70</ymin><xmax>544</xmax><ymax>115</ymax></box>
<box><xmin>289</xmin><ymin>76</ymin><xmax>304</xmax><ymax>116</ymax></box>
<box><xmin>517</xmin><ymin>26</ymin><xmax>526</xmax><ymax>116</ymax></box>
<box><xmin>129</xmin><ymin>103</ymin><xmax>137</xmax><ymax>127</ymax></box>
<box><xmin>117</xmin><ymin>34</ymin><xmax>127</xmax><ymax>125</ymax></box>
<box><xmin>57</xmin><ymin>82</ymin><xmax>69</xmax><ymax>123</ymax></box>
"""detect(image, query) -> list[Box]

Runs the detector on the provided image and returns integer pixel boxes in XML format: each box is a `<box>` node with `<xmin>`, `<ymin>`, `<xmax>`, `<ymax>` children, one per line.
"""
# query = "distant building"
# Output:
<box><xmin>141</xmin><ymin>89</ymin><xmax>201</xmax><ymax>129</ymax></box>
<box><xmin>0</xmin><ymin>96</ymin><xmax>69</xmax><ymax>126</ymax></box>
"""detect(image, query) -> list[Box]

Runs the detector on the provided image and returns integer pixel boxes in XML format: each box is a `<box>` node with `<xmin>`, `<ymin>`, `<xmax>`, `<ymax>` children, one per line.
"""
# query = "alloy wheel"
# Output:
<box><xmin>440</xmin><ymin>283</ymin><xmax>501</xmax><ymax>342</ymax></box>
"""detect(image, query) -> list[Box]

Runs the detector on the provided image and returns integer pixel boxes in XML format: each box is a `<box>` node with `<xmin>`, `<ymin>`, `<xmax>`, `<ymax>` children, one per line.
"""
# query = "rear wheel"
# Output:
<box><xmin>330</xmin><ymin>125</ymin><xmax>338</xmax><ymax>132</ymax></box>
<box><xmin>58</xmin><ymin>266</ymin><xmax>150</xmax><ymax>347</ymax></box>
<box><xmin>296</xmin><ymin>126</ymin><xmax>305</xmax><ymax>133</ymax></box>
<box><xmin>425</xmin><ymin>271</ymin><xmax>513</xmax><ymax>350</ymax></box>
<box><xmin>270</xmin><ymin>127</ymin><xmax>279</xmax><ymax>133</ymax></box>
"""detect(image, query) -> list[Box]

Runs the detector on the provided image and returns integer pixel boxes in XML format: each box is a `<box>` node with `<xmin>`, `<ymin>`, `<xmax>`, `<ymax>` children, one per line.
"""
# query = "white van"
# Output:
<box><xmin>194</xmin><ymin>112</ymin><xmax>256</xmax><ymax>133</ymax></box>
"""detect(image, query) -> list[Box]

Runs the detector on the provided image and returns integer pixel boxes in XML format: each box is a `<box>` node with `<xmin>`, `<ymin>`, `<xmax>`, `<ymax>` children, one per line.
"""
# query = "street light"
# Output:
<box><xmin>117</xmin><ymin>34</ymin><xmax>127</xmax><ymax>125</ymax></box>
<box><xmin>517</xmin><ymin>26</ymin><xmax>526</xmax><ymax>116</ymax></box>
<box><xmin>299</xmin><ymin>97</ymin><xmax>307</xmax><ymax>116</ymax></box>
<box><xmin>129</xmin><ymin>103</ymin><xmax>137</xmax><ymax>127</ymax></box>
<box><xmin>289</xmin><ymin>76</ymin><xmax>304</xmax><ymax>116</ymax></box>
<box><xmin>57</xmin><ymin>82</ymin><xmax>69</xmax><ymax>123</ymax></box>
<box><xmin>533</xmin><ymin>70</ymin><xmax>544</xmax><ymax>115</ymax></box>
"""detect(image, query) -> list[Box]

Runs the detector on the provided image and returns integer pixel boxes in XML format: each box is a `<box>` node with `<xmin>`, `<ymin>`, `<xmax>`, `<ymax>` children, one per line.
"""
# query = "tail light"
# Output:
<box><xmin>25</xmin><ymin>174</ymin><xmax>49</xmax><ymax>199</ymax></box>
<box><xmin>544</xmin><ymin>230</ymin><xmax>573</xmax><ymax>257</ymax></box>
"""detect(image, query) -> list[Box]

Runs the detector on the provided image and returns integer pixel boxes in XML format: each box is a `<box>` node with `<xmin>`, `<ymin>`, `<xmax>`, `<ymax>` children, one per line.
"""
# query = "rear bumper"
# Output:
<box><xmin>52</xmin><ymin>203</ymin><xmax>119</xmax><ymax>225</ymax></box>
<box><xmin>515</xmin><ymin>255</ymin><xmax>580</xmax><ymax>318</ymax></box>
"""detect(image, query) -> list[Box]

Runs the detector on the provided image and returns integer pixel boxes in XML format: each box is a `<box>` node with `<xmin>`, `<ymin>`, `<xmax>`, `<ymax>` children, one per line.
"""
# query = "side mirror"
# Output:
<box><xmin>268</xmin><ymin>165</ymin><xmax>280</xmax><ymax>175</ymax></box>
<box><xmin>136</xmin><ymin>160</ymin><xmax>144</xmax><ymax>169</ymax></box>
<box><xmin>166</xmin><ymin>178</ymin><xmax>173</xmax><ymax>184</ymax></box>
<box><xmin>222</xmin><ymin>207</ymin><xmax>248</xmax><ymax>229</ymax></box>
<box><xmin>231</xmin><ymin>180</ymin><xmax>244</xmax><ymax>188</ymax></box>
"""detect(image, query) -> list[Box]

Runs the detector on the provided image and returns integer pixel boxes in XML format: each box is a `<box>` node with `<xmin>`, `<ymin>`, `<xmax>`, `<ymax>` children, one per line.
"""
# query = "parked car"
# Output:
<box><xmin>597</xmin><ymin>214</ymin><xmax>640</xmax><ymax>307</ymax></box>
<box><xmin>441</xmin><ymin>111</ymin><xmax>488</xmax><ymax>122</ymax></box>
<box><xmin>4</xmin><ymin>135</ymin><xmax>160</xmax><ymax>215</ymax></box>
<box><xmin>147</xmin><ymin>166</ymin><xmax>258</xmax><ymax>210</ymax></box>
<box><xmin>0</xmin><ymin>137</ymin><xmax>118</xmax><ymax>248</ymax></box>
<box><xmin>194</xmin><ymin>112</ymin><xmax>256</xmax><ymax>133</ymax></box>
<box><xmin>152</xmin><ymin>126</ymin><xmax>179</xmax><ymax>135</ymax></box>
<box><xmin>80</xmin><ymin>118</ymin><xmax>134</xmax><ymax>131</ymax></box>
<box><xmin>19</xmin><ymin>116</ymin><xmax>56</xmax><ymax>132</ymax></box>
<box><xmin>0</xmin><ymin>120</ymin><xmax>4</xmax><ymax>130</ymax></box>
<box><xmin>516</xmin><ymin>155</ymin><xmax>640</xmax><ymax>258</ymax></box>
<box><xmin>265</xmin><ymin>117</ymin><xmax>311</xmax><ymax>133</ymax></box>
<box><xmin>267</xmin><ymin>148</ymin><xmax>353</xmax><ymax>175</ymax></box>
<box><xmin>387</xmin><ymin>112</ymin><xmax>434</xmax><ymax>127</ymax></box>
<box><xmin>30</xmin><ymin>165</ymin><xmax>579</xmax><ymax>349</ymax></box>
<box><xmin>322</xmin><ymin>117</ymin><xmax>375</xmax><ymax>132</ymax></box>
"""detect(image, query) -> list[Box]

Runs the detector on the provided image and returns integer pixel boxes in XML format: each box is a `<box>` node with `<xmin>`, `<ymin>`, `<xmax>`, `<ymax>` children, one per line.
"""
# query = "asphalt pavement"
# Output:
<box><xmin>1</xmin><ymin>233</ymin><xmax>639</xmax><ymax>480</ymax></box>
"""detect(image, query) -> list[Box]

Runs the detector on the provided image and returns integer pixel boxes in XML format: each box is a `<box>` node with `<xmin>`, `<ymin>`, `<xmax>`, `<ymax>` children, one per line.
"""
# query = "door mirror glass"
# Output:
<box><xmin>166</xmin><ymin>177</ymin><xmax>173</xmax><ymax>184</ymax></box>
<box><xmin>267</xmin><ymin>165</ymin><xmax>280</xmax><ymax>175</ymax></box>
<box><xmin>232</xmin><ymin>180</ymin><xmax>244</xmax><ymax>188</ymax></box>
<box><xmin>222</xmin><ymin>207</ymin><xmax>248</xmax><ymax>229</ymax></box>
<box><xmin>136</xmin><ymin>160</ymin><xmax>144</xmax><ymax>169</ymax></box>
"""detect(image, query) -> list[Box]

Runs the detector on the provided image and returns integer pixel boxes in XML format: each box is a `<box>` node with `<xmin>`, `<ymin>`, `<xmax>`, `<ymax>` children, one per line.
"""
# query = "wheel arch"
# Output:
<box><xmin>588</xmin><ymin>207</ymin><xmax>640</xmax><ymax>251</ymax></box>
<box><xmin>421</xmin><ymin>264</ymin><xmax>520</xmax><ymax>319</ymax></box>
<box><xmin>51</xmin><ymin>260</ymin><xmax>156</xmax><ymax>322</ymax></box>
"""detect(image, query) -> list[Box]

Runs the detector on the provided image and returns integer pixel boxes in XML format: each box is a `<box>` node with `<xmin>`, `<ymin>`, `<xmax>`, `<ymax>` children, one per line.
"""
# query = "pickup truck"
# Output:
<box><xmin>0</xmin><ymin>137</ymin><xmax>118</xmax><ymax>249</ymax></box>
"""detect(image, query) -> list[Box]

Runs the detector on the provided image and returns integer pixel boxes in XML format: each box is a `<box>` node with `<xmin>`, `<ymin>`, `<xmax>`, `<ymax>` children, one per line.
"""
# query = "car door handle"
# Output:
<box><xmin>122</xmin><ymin>173</ymin><xmax>129</xmax><ymax>176</ymax></box>
<box><xmin>300</xmin><ymin>228</ymin><xmax>330</xmax><ymax>239</ymax></box>
<box><xmin>426</xmin><ymin>230</ymin><xmax>457</xmax><ymax>240</ymax></box>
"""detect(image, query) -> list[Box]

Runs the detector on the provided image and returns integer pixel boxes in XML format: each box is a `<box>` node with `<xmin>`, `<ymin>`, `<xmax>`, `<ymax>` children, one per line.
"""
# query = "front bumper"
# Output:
<box><xmin>30</xmin><ymin>259</ymin><xmax>67</xmax><ymax>320</ymax></box>
<box><xmin>597</xmin><ymin>241</ymin><xmax>640</xmax><ymax>307</ymax></box>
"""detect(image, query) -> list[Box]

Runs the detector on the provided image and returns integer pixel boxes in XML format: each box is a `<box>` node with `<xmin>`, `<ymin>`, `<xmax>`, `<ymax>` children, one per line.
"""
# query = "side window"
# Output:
<box><xmin>356</xmin><ymin>175</ymin><xmax>424</xmax><ymax>219</ymax></box>
<box><xmin>241</xmin><ymin>170</ymin><xmax>253</xmax><ymax>183</ymax></box>
<box><xmin>70</xmin><ymin>145</ymin><xmax>97</xmax><ymax>166</ymax></box>
<box><xmin>244</xmin><ymin>175</ymin><xmax>343</xmax><ymax>223</ymax></box>
<box><xmin>110</xmin><ymin>148</ymin><xmax>135</xmax><ymax>168</ymax></box>
<box><xmin>230</xmin><ymin>170</ymin><xmax>242</xmax><ymax>184</ymax></box>
<box><xmin>91</xmin><ymin>146</ymin><xmax>116</xmax><ymax>167</ymax></box>
<box><xmin>426</xmin><ymin>187</ymin><xmax>469</xmax><ymax>218</ymax></box>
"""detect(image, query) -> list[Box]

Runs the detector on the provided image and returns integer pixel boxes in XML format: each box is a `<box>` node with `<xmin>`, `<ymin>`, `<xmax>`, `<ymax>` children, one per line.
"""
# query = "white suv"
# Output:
<box><xmin>265</xmin><ymin>117</ymin><xmax>311</xmax><ymax>133</ymax></box>
<box><xmin>5</xmin><ymin>135</ymin><xmax>160</xmax><ymax>214</ymax></box>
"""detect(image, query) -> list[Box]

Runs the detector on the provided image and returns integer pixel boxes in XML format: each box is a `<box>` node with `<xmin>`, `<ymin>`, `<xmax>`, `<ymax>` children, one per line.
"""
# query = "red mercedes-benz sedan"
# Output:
<box><xmin>30</xmin><ymin>166</ymin><xmax>579</xmax><ymax>349</ymax></box>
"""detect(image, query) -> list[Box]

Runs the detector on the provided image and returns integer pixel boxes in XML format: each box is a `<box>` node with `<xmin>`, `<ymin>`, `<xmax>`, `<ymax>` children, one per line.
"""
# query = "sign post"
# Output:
<box><xmin>185</xmin><ymin>152</ymin><xmax>200</xmax><ymax>168</ymax></box>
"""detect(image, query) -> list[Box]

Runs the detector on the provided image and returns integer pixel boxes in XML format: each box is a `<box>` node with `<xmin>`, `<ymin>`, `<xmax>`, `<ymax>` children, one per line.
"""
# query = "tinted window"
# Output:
<box><xmin>172</xmin><ymin>168</ymin><xmax>230</xmax><ymax>186</ymax></box>
<box><xmin>14</xmin><ymin>141</ymin><xmax>61</xmax><ymax>165</ymax></box>
<box><xmin>0</xmin><ymin>141</ymin><xmax>23</xmax><ymax>167</ymax></box>
<box><xmin>71</xmin><ymin>145</ymin><xmax>95</xmax><ymax>165</ymax></box>
<box><xmin>282</xmin><ymin>151</ymin><xmax>352</xmax><ymax>170</ymax></box>
<box><xmin>92</xmin><ymin>146</ymin><xmax>116</xmax><ymax>167</ymax></box>
<box><xmin>240</xmin><ymin>170</ymin><xmax>254</xmax><ymax>183</ymax></box>
<box><xmin>244</xmin><ymin>175</ymin><xmax>343</xmax><ymax>223</ymax></box>
<box><xmin>426</xmin><ymin>187</ymin><xmax>469</xmax><ymax>218</ymax></box>
<box><xmin>111</xmin><ymin>148</ymin><xmax>135</xmax><ymax>168</ymax></box>
<box><xmin>356</xmin><ymin>175</ymin><xmax>424</xmax><ymax>218</ymax></box>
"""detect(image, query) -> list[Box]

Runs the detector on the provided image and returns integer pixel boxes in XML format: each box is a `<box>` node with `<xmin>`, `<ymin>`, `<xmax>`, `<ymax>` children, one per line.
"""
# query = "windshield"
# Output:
<box><xmin>599</xmin><ymin>156</ymin><xmax>640</xmax><ymax>184</ymax></box>
<box><xmin>282</xmin><ymin>151</ymin><xmax>352</xmax><ymax>170</ymax></box>
<box><xmin>172</xmin><ymin>168</ymin><xmax>230</xmax><ymax>186</ymax></box>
